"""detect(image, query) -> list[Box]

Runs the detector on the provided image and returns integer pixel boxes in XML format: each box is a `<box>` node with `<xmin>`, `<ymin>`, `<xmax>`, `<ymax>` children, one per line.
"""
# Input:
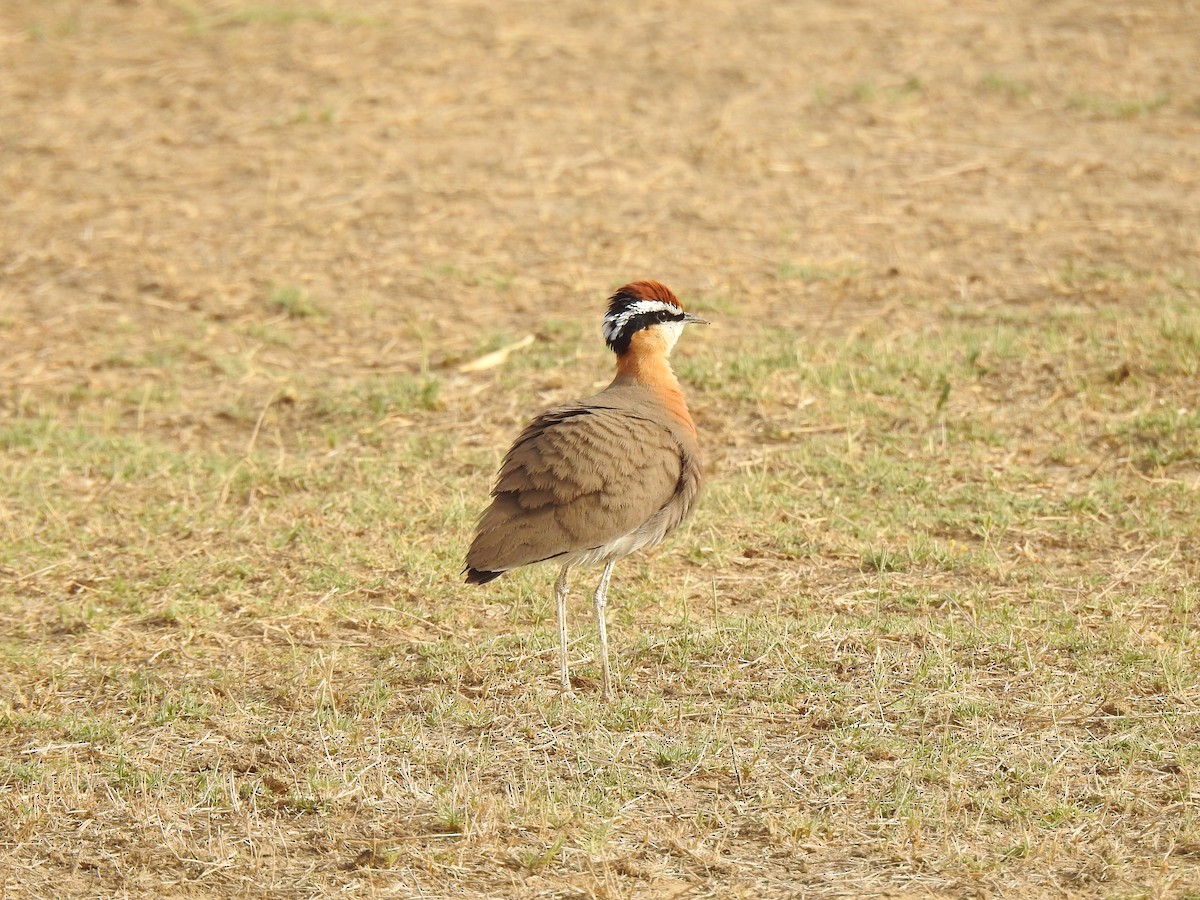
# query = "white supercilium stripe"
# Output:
<box><xmin>602</xmin><ymin>299</ymin><xmax>679</xmax><ymax>344</ymax></box>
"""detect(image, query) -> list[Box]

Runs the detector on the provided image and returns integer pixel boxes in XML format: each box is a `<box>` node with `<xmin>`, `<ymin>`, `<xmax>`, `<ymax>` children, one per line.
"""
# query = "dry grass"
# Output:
<box><xmin>2</xmin><ymin>1</ymin><xmax>1200</xmax><ymax>897</ymax></box>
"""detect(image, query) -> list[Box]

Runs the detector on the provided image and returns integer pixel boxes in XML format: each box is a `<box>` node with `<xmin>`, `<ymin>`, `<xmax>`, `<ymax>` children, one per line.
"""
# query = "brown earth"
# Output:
<box><xmin>5</xmin><ymin>0</ymin><xmax>1196</xmax><ymax>430</ymax></box>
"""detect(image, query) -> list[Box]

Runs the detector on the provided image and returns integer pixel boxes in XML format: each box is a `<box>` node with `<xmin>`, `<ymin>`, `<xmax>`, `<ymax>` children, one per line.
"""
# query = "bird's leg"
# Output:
<box><xmin>554</xmin><ymin>565</ymin><xmax>573</xmax><ymax>696</ymax></box>
<box><xmin>593</xmin><ymin>560</ymin><xmax>616</xmax><ymax>701</ymax></box>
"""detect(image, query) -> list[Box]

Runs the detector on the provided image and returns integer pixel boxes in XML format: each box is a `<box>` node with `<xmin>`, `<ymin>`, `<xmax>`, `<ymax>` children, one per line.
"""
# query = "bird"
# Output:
<box><xmin>464</xmin><ymin>280</ymin><xmax>707</xmax><ymax>700</ymax></box>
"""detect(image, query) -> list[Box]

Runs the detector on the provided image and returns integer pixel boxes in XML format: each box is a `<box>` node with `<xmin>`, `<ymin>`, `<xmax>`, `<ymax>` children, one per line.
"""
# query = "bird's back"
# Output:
<box><xmin>465</xmin><ymin>380</ymin><xmax>702</xmax><ymax>582</ymax></box>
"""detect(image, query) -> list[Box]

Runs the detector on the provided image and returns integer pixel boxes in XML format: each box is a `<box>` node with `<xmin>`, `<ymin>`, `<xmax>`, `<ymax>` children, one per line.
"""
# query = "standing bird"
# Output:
<box><xmin>464</xmin><ymin>281</ymin><xmax>706</xmax><ymax>700</ymax></box>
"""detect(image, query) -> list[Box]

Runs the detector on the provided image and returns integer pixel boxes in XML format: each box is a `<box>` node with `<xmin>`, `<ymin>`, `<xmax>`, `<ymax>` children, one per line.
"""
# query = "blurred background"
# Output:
<box><xmin>5</xmin><ymin>0</ymin><xmax>1196</xmax><ymax>431</ymax></box>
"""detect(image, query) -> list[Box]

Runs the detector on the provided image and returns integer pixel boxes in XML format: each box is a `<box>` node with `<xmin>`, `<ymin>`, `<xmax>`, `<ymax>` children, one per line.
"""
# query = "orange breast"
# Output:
<box><xmin>616</xmin><ymin>330</ymin><xmax>698</xmax><ymax>440</ymax></box>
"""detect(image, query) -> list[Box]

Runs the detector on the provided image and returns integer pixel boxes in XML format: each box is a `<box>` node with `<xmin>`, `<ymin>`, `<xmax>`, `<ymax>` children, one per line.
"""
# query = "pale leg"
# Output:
<box><xmin>593</xmin><ymin>560</ymin><xmax>616</xmax><ymax>701</ymax></box>
<box><xmin>553</xmin><ymin>565</ymin><xmax>573</xmax><ymax>696</ymax></box>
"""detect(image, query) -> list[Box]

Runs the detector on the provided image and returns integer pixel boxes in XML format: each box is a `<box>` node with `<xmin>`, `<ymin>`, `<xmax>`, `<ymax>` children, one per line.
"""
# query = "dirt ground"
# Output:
<box><xmin>2</xmin><ymin>1</ymin><xmax>1199</xmax><ymax>898</ymax></box>
<box><xmin>5</xmin><ymin>0</ymin><xmax>1197</xmax><ymax>410</ymax></box>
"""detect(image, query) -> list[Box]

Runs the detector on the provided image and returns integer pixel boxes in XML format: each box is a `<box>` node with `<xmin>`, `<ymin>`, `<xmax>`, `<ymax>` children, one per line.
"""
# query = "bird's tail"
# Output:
<box><xmin>463</xmin><ymin>567</ymin><xmax>503</xmax><ymax>585</ymax></box>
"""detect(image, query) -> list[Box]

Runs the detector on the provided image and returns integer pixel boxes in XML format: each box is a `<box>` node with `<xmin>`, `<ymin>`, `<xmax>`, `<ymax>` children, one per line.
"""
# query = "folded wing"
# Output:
<box><xmin>465</xmin><ymin>402</ymin><xmax>697</xmax><ymax>575</ymax></box>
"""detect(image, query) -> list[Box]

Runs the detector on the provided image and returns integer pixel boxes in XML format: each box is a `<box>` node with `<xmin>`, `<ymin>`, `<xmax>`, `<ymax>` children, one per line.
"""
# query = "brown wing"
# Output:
<box><xmin>465</xmin><ymin>404</ymin><xmax>689</xmax><ymax>575</ymax></box>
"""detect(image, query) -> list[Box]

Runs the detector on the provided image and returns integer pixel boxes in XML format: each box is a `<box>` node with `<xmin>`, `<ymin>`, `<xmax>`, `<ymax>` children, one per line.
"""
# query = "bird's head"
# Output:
<box><xmin>602</xmin><ymin>280</ymin><xmax>708</xmax><ymax>356</ymax></box>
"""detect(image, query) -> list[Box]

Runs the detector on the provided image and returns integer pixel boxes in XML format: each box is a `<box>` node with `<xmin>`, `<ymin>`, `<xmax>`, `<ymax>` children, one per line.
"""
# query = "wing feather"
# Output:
<box><xmin>465</xmin><ymin>404</ymin><xmax>689</xmax><ymax>573</ymax></box>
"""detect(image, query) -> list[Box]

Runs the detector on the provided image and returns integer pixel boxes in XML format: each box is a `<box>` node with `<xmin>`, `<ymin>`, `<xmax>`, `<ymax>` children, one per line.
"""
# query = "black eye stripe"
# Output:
<box><xmin>603</xmin><ymin>309</ymin><xmax>683</xmax><ymax>353</ymax></box>
<box><xmin>602</xmin><ymin>287</ymin><xmax>688</xmax><ymax>354</ymax></box>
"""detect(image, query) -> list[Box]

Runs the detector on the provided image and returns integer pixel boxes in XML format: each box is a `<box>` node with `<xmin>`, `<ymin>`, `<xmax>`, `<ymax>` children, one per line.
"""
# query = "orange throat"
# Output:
<box><xmin>615</xmin><ymin>330</ymin><xmax>697</xmax><ymax>439</ymax></box>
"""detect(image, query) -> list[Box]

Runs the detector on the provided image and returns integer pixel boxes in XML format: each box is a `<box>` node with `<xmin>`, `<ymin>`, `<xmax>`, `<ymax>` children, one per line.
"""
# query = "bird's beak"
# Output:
<box><xmin>682</xmin><ymin>312</ymin><xmax>710</xmax><ymax>326</ymax></box>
